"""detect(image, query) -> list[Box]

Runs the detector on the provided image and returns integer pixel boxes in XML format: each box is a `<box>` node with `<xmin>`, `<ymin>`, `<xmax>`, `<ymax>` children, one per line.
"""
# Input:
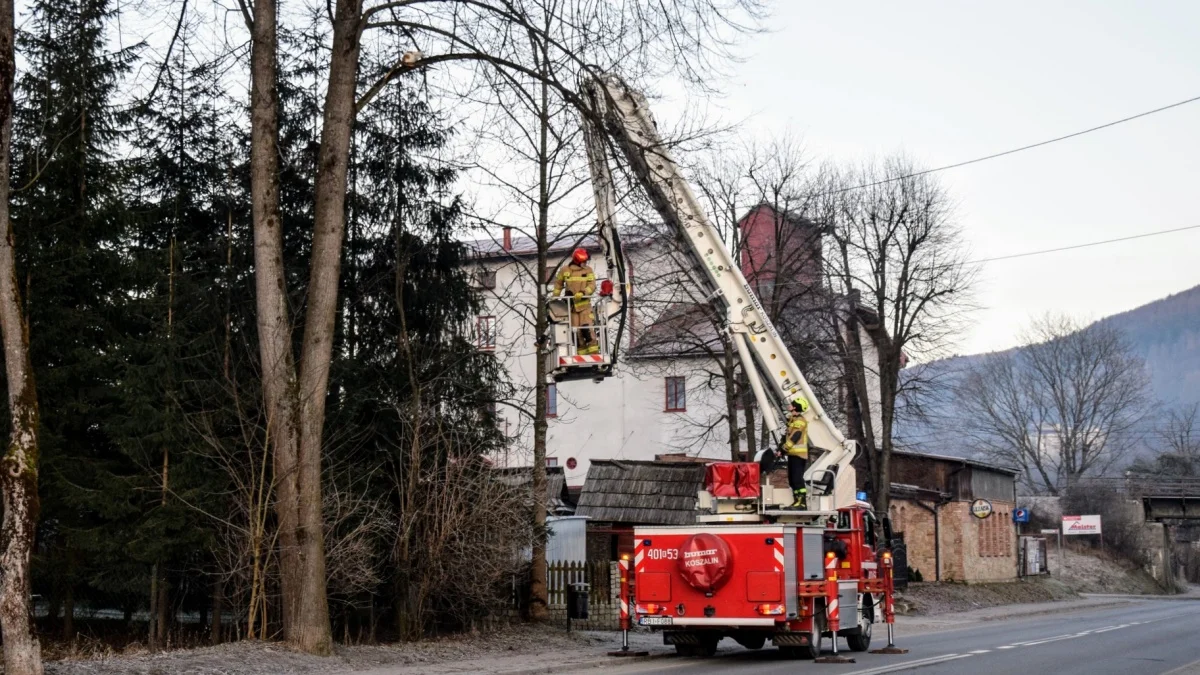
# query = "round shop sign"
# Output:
<box><xmin>971</xmin><ymin>499</ymin><xmax>993</xmax><ymax>519</ymax></box>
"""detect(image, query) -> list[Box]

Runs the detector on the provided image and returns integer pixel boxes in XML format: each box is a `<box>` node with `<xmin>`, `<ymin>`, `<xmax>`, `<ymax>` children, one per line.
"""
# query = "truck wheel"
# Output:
<box><xmin>697</xmin><ymin>637</ymin><xmax>719</xmax><ymax>658</ymax></box>
<box><xmin>846</xmin><ymin>611</ymin><xmax>873</xmax><ymax>652</ymax></box>
<box><xmin>674</xmin><ymin>644</ymin><xmax>696</xmax><ymax>657</ymax></box>
<box><xmin>804</xmin><ymin>631</ymin><xmax>821</xmax><ymax>659</ymax></box>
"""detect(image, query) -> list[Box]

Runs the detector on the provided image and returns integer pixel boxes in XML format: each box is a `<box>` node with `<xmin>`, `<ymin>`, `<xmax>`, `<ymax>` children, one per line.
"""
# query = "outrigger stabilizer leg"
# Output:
<box><xmin>814</xmin><ymin>551</ymin><xmax>855</xmax><ymax>664</ymax></box>
<box><xmin>608</xmin><ymin>555</ymin><xmax>648</xmax><ymax>657</ymax></box>
<box><xmin>869</xmin><ymin>550</ymin><xmax>909</xmax><ymax>655</ymax></box>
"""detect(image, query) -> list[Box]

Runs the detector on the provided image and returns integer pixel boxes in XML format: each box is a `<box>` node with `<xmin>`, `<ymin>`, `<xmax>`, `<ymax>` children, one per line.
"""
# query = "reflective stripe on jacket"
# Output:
<box><xmin>553</xmin><ymin>262</ymin><xmax>596</xmax><ymax>309</ymax></box>
<box><xmin>783</xmin><ymin>414</ymin><xmax>808</xmax><ymax>457</ymax></box>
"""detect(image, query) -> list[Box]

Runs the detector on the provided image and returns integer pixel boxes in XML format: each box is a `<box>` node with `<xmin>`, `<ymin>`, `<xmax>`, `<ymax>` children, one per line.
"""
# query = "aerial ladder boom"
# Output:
<box><xmin>579</xmin><ymin>74</ymin><xmax>859</xmax><ymax>510</ymax></box>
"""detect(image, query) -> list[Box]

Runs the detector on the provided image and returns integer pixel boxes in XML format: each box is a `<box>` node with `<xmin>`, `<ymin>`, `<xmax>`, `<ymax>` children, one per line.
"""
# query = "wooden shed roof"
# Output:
<box><xmin>493</xmin><ymin>465</ymin><xmax>575</xmax><ymax>516</ymax></box>
<box><xmin>575</xmin><ymin>460</ymin><xmax>706</xmax><ymax>526</ymax></box>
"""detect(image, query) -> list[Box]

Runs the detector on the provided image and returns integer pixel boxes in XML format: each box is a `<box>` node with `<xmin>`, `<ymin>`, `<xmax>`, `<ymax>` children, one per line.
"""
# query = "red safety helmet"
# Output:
<box><xmin>572</xmin><ymin>248</ymin><xmax>589</xmax><ymax>264</ymax></box>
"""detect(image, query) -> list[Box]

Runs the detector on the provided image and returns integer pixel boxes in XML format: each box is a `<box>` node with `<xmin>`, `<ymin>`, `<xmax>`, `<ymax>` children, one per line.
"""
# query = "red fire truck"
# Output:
<box><xmin>561</xmin><ymin>74</ymin><xmax>902</xmax><ymax>659</ymax></box>
<box><xmin>619</xmin><ymin>463</ymin><xmax>898</xmax><ymax>659</ymax></box>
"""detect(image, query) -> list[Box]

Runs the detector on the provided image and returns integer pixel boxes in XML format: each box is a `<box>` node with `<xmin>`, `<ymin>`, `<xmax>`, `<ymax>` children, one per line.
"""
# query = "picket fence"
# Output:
<box><xmin>546</xmin><ymin>561</ymin><xmax>613</xmax><ymax>607</ymax></box>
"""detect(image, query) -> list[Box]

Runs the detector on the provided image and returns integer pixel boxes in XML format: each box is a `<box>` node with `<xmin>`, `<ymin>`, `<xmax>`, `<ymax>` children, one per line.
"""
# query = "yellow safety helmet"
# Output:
<box><xmin>791</xmin><ymin>396</ymin><xmax>809</xmax><ymax>413</ymax></box>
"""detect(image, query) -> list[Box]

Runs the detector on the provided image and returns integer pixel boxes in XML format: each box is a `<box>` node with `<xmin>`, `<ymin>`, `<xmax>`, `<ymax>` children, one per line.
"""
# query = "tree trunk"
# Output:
<box><xmin>284</xmin><ymin>0</ymin><xmax>365</xmax><ymax>653</ymax></box>
<box><xmin>740</xmin><ymin>373</ymin><xmax>755</xmax><ymax>461</ymax></box>
<box><xmin>0</xmin><ymin>0</ymin><xmax>43</xmax><ymax>665</ymax></box>
<box><xmin>843</xmin><ymin>305</ymin><xmax>878</xmax><ymax>490</ymax></box>
<box><xmin>246</xmin><ymin>0</ymin><xmax>304</xmax><ymax>643</ymax></box>
<box><xmin>155</xmin><ymin>570</ymin><xmax>169</xmax><ymax>647</ymax></box>
<box><xmin>148</xmin><ymin>565</ymin><xmax>159</xmax><ymax>649</ymax></box>
<box><xmin>210</xmin><ymin>579</ymin><xmax>223</xmax><ymax>645</ymax></box>
<box><xmin>874</xmin><ymin>346</ymin><xmax>898</xmax><ymax>515</ymax></box>
<box><xmin>722</xmin><ymin>338</ymin><xmax>741</xmax><ymax>462</ymax></box>
<box><xmin>527</xmin><ymin>60</ymin><xmax>552</xmax><ymax>623</ymax></box>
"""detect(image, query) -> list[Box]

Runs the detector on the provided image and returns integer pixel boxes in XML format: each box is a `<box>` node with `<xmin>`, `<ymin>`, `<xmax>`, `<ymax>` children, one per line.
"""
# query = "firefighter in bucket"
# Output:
<box><xmin>554</xmin><ymin>248</ymin><xmax>599</xmax><ymax>355</ymax></box>
<box><xmin>783</xmin><ymin>396</ymin><xmax>811</xmax><ymax>508</ymax></box>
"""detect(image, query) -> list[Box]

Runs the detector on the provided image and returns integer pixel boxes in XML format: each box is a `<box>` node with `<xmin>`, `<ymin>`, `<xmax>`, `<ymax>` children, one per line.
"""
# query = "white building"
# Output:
<box><xmin>466</xmin><ymin>207</ymin><xmax>883</xmax><ymax>488</ymax></box>
<box><xmin>467</xmin><ymin>227</ymin><xmax>736</xmax><ymax>487</ymax></box>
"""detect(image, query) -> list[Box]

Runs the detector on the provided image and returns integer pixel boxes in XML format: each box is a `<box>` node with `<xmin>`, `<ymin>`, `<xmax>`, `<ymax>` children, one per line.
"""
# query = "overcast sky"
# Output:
<box><xmin>675</xmin><ymin>0</ymin><xmax>1200</xmax><ymax>356</ymax></box>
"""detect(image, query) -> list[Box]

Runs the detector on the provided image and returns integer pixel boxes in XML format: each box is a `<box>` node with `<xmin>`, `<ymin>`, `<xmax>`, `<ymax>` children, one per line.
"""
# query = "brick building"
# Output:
<box><xmin>886</xmin><ymin>450</ymin><xmax>1019</xmax><ymax>582</ymax></box>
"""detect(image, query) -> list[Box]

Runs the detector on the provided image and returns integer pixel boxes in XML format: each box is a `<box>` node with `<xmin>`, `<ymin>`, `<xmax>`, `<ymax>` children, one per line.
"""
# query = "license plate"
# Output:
<box><xmin>639</xmin><ymin>616</ymin><xmax>673</xmax><ymax>626</ymax></box>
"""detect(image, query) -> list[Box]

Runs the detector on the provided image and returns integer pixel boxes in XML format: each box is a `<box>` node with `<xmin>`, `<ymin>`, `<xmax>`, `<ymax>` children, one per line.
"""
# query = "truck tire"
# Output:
<box><xmin>674</xmin><ymin>644</ymin><xmax>696</xmax><ymax>657</ymax></box>
<box><xmin>697</xmin><ymin>636</ymin><xmax>719</xmax><ymax>657</ymax></box>
<box><xmin>846</xmin><ymin>610</ymin><xmax>872</xmax><ymax>652</ymax></box>
<box><xmin>780</xmin><ymin>639</ymin><xmax>820</xmax><ymax>660</ymax></box>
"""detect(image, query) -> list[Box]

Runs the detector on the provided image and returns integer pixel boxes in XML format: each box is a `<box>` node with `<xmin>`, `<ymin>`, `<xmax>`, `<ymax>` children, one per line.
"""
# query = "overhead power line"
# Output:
<box><xmin>824</xmin><ymin>93</ymin><xmax>1200</xmax><ymax>195</ymax></box>
<box><xmin>763</xmin><ymin>223</ymin><xmax>1200</xmax><ymax>291</ymax></box>
<box><xmin>974</xmin><ymin>224</ymin><xmax>1200</xmax><ymax>263</ymax></box>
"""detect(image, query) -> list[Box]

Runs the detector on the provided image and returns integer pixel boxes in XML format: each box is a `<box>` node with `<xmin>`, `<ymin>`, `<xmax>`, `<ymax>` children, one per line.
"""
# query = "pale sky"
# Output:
<box><xmin>677</xmin><ymin>0</ymin><xmax>1200</xmax><ymax>356</ymax></box>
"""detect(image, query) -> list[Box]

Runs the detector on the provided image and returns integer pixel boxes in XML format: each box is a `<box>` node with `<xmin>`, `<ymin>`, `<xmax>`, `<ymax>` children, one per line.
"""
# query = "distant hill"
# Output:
<box><xmin>1095</xmin><ymin>285</ymin><xmax>1200</xmax><ymax>407</ymax></box>
<box><xmin>895</xmin><ymin>284</ymin><xmax>1200</xmax><ymax>457</ymax></box>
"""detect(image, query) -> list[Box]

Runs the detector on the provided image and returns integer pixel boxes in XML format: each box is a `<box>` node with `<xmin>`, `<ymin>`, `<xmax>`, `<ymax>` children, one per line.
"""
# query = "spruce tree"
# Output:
<box><xmin>10</xmin><ymin>0</ymin><xmax>133</xmax><ymax>634</ymax></box>
<box><xmin>114</xmin><ymin>39</ymin><xmax>245</xmax><ymax>645</ymax></box>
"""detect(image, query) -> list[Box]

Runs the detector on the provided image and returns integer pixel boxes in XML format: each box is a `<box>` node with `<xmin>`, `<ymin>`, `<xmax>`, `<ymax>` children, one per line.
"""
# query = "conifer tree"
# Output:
<box><xmin>10</xmin><ymin>0</ymin><xmax>132</xmax><ymax>636</ymax></box>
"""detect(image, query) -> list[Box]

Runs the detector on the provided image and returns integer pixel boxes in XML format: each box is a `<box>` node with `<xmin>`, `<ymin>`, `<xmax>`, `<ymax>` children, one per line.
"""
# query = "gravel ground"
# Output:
<box><xmin>1046</xmin><ymin>545</ymin><xmax>1165</xmax><ymax>595</ymax></box>
<box><xmin>898</xmin><ymin>577</ymin><xmax>1079</xmax><ymax>615</ymax></box>
<box><xmin>46</xmin><ymin>546</ymin><xmax>1167</xmax><ymax>675</ymax></box>
<box><xmin>43</xmin><ymin>624</ymin><xmax>652</xmax><ymax>675</ymax></box>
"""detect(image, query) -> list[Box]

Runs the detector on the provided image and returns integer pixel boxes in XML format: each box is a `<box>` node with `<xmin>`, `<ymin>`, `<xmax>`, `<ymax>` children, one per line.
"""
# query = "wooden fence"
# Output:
<box><xmin>546</xmin><ymin>561</ymin><xmax>613</xmax><ymax>607</ymax></box>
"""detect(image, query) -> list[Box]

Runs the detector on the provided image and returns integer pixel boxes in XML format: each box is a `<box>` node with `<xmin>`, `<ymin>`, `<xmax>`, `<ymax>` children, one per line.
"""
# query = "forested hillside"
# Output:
<box><xmin>1097</xmin><ymin>285</ymin><xmax>1200</xmax><ymax>406</ymax></box>
<box><xmin>897</xmin><ymin>284</ymin><xmax>1200</xmax><ymax>466</ymax></box>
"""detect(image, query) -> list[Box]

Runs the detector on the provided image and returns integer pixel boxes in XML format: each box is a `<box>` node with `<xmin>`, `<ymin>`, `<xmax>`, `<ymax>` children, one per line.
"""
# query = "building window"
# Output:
<box><xmin>665</xmin><ymin>376</ymin><xmax>686</xmax><ymax>412</ymax></box>
<box><xmin>545</xmin><ymin>457</ymin><xmax>558</xmax><ymax>468</ymax></box>
<box><xmin>477</xmin><ymin>315</ymin><xmax>496</xmax><ymax>350</ymax></box>
<box><xmin>473</xmin><ymin>270</ymin><xmax>497</xmax><ymax>289</ymax></box>
<box><xmin>546</xmin><ymin>383</ymin><xmax>558</xmax><ymax>418</ymax></box>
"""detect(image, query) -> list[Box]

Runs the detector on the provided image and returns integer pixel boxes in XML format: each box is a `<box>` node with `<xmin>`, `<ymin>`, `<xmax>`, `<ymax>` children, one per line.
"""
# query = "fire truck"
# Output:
<box><xmin>549</xmin><ymin>73</ymin><xmax>901</xmax><ymax>659</ymax></box>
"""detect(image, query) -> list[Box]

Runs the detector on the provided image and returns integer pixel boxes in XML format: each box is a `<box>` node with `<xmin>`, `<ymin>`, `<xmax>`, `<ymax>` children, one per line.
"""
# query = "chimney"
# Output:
<box><xmin>502</xmin><ymin>227</ymin><xmax>512</xmax><ymax>251</ymax></box>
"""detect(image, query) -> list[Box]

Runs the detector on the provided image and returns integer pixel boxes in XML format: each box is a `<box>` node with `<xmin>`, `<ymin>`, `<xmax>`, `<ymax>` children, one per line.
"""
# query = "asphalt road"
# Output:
<box><xmin>582</xmin><ymin>599</ymin><xmax>1200</xmax><ymax>675</ymax></box>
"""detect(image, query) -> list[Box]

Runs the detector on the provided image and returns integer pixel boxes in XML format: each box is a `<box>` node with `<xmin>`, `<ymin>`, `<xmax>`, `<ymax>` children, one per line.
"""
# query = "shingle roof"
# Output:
<box><xmin>575</xmin><ymin>460</ymin><xmax>706</xmax><ymax>526</ymax></box>
<box><xmin>466</xmin><ymin>233</ymin><xmax>603</xmax><ymax>259</ymax></box>
<box><xmin>493</xmin><ymin>465</ymin><xmax>576</xmax><ymax>516</ymax></box>
<box><xmin>891</xmin><ymin>449</ymin><xmax>1019</xmax><ymax>476</ymax></box>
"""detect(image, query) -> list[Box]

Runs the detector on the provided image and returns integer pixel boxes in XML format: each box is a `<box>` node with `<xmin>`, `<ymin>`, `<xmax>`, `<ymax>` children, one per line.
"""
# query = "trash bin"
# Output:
<box><xmin>567</xmin><ymin>582</ymin><xmax>590</xmax><ymax>620</ymax></box>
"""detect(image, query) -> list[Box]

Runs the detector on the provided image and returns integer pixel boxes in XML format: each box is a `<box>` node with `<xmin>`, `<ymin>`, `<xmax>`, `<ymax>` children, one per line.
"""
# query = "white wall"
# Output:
<box><xmin>469</xmin><ymin>241</ymin><xmax>882</xmax><ymax>487</ymax></box>
<box><xmin>471</xmin><ymin>245</ymin><xmax>737</xmax><ymax>486</ymax></box>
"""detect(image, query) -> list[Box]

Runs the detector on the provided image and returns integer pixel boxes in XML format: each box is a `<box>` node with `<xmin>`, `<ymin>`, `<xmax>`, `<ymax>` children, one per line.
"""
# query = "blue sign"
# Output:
<box><xmin>1013</xmin><ymin>508</ymin><xmax>1030</xmax><ymax>524</ymax></box>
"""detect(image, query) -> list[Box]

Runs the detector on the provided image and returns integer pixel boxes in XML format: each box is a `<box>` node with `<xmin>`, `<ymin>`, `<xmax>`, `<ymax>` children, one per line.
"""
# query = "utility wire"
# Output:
<box><xmin>764</xmin><ymin>223</ymin><xmax>1200</xmax><ymax>290</ymax></box>
<box><xmin>973</xmin><ymin>224</ymin><xmax>1200</xmax><ymax>263</ymax></box>
<box><xmin>821</xmin><ymin>93</ymin><xmax>1200</xmax><ymax>195</ymax></box>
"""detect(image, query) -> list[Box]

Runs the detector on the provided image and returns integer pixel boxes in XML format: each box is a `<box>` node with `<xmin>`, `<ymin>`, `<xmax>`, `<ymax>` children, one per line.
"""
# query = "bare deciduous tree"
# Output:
<box><xmin>627</xmin><ymin>135</ymin><xmax>838</xmax><ymax>462</ymax></box>
<box><xmin>1129</xmin><ymin>403</ymin><xmax>1199</xmax><ymax>477</ymax></box>
<box><xmin>821</xmin><ymin>156</ymin><xmax>976</xmax><ymax>512</ymax></box>
<box><xmin>242</xmin><ymin>0</ymin><xmax>763</xmax><ymax>642</ymax></box>
<box><xmin>0</xmin><ymin>0</ymin><xmax>43</xmax><ymax>666</ymax></box>
<box><xmin>958</xmin><ymin>315</ymin><xmax>1153</xmax><ymax>494</ymax></box>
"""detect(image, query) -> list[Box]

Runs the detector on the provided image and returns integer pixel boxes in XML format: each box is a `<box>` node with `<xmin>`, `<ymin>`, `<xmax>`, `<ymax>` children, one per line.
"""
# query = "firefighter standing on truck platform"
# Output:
<box><xmin>554</xmin><ymin>248</ymin><xmax>599</xmax><ymax>355</ymax></box>
<box><xmin>783</xmin><ymin>396</ymin><xmax>810</xmax><ymax>508</ymax></box>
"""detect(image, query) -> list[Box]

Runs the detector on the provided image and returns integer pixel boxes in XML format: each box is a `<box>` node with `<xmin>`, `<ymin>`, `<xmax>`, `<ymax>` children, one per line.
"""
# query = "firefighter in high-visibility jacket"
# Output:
<box><xmin>783</xmin><ymin>396</ymin><xmax>810</xmax><ymax>508</ymax></box>
<box><xmin>554</xmin><ymin>248</ymin><xmax>599</xmax><ymax>355</ymax></box>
